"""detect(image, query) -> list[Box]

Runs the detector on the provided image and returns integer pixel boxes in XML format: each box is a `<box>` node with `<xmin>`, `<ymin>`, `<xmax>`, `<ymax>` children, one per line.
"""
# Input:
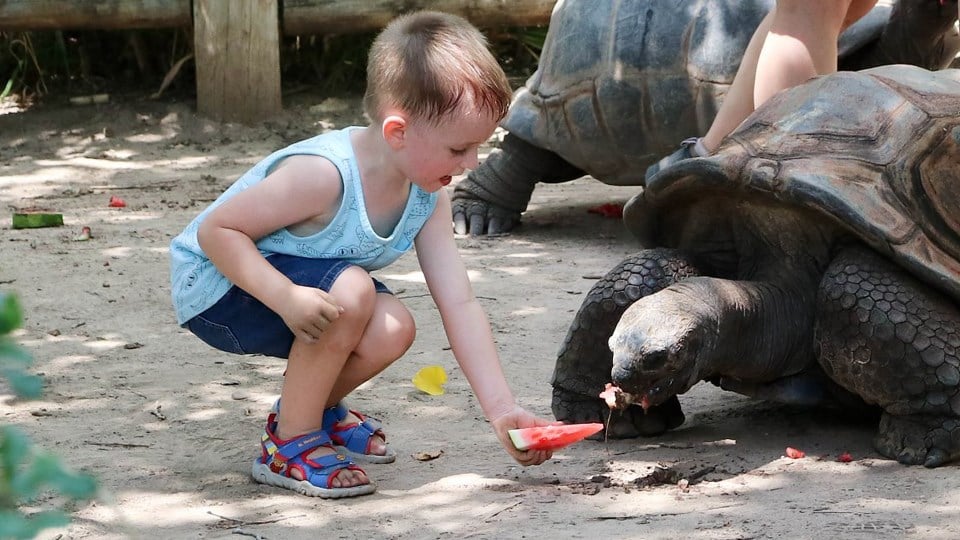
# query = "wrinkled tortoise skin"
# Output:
<box><xmin>553</xmin><ymin>64</ymin><xmax>960</xmax><ymax>467</ymax></box>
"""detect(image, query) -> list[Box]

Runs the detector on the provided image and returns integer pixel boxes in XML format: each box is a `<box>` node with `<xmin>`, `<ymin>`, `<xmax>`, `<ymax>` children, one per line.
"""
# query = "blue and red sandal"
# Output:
<box><xmin>322</xmin><ymin>403</ymin><xmax>397</xmax><ymax>464</ymax></box>
<box><xmin>250</xmin><ymin>413</ymin><xmax>376</xmax><ymax>498</ymax></box>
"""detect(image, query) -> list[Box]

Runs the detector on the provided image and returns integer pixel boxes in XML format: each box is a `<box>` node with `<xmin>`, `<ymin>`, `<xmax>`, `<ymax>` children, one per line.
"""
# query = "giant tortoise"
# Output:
<box><xmin>551</xmin><ymin>64</ymin><xmax>960</xmax><ymax>468</ymax></box>
<box><xmin>452</xmin><ymin>0</ymin><xmax>960</xmax><ymax>235</ymax></box>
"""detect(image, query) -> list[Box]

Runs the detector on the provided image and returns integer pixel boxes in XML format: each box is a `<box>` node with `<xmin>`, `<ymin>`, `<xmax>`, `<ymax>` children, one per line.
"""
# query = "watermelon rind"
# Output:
<box><xmin>509</xmin><ymin>429</ymin><xmax>530</xmax><ymax>450</ymax></box>
<box><xmin>12</xmin><ymin>212</ymin><xmax>64</xmax><ymax>229</ymax></box>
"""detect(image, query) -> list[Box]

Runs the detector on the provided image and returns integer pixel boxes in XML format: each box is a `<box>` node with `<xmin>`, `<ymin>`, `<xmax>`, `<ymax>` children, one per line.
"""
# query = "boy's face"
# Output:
<box><xmin>399</xmin><ymin>107</ymin><xmax>499</xmax><ymax>193</ymax></box>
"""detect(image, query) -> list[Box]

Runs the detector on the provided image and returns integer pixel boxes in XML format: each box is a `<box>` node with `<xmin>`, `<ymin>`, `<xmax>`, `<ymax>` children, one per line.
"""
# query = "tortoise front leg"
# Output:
<box><xmin>817</xmin><ymin>246</ymin><xmax>960</xmax><ymax>468</ymax></box>
<box><xmin>551</xmin><ymin>248</ymin><xmax>702</xmax><ymax>438</ymax></box>
<box><xmin>452</xmin><ymin>133</ymin><xmax>584</xmax><ymax>235</ymax></box>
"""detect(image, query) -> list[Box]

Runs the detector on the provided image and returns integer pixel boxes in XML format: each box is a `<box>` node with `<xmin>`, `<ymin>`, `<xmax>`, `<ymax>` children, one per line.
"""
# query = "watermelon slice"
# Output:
<box><xmin>508</xmin><ymin>423</ymin><xmax>604</xmax><ymax>451</ymax></box>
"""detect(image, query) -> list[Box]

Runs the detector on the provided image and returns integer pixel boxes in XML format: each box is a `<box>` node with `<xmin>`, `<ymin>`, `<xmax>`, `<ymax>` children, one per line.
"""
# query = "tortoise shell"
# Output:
<box><xmin>639</xmin><ymin>64</ymin><xmax>960</xmax><ymax>301</ymax></box>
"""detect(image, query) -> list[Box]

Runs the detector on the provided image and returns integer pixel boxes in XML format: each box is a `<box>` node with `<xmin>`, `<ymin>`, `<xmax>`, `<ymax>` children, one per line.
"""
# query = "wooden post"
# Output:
<box><xmin>193</xmin><ymin>0</ymin><xmax>281</xmax><ymax>124</ymax></box>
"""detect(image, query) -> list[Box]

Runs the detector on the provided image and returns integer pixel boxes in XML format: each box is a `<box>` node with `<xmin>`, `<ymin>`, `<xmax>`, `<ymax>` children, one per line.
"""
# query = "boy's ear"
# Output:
<box><xmin>382</xmin><ymin>114</ymin><xmax>407</xmax><ymax>149</ymax></box>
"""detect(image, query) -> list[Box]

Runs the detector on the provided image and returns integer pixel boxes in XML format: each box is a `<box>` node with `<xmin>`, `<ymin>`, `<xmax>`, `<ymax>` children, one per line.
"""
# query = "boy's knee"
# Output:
<box><xmin>393</xmin><ymin>307</ymin><xmax>417</xmax><ymax>356</ymax></box>
<box><xmin>360</xmin><ymin>300</ymin><xmax>416</xmax><ymax>362</ymax></box>
<box><xmin>331</xmin><ymin>266</ymin><xmax>377</xmax><ymax>320</ymax></box>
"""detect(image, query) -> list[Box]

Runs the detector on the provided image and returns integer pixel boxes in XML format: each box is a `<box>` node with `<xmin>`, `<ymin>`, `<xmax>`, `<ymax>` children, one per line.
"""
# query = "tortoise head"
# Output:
<box><xmin>607</xmin><ymin>286</ymin><xmax>716</xmax><ymax>409</ymax></box>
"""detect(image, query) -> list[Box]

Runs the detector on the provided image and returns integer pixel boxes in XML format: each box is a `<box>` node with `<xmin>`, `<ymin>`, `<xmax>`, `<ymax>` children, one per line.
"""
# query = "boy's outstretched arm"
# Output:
<box><xmin>415</xmin><ymin>192</ymin><xmax>554</xmax><ymax>466</ymax></box>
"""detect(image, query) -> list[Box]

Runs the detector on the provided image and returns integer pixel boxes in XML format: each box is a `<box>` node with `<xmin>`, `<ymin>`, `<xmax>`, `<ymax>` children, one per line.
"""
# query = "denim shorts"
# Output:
<box><xmin>184</xmin><ymin>254</ymin><xmax>390</xmax><ymax>359</ymax></box>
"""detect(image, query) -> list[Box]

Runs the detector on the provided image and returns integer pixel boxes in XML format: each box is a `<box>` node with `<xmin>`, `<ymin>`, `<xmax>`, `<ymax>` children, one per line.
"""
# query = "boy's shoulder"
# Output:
<box><xmin>252</xmin><ymin>128</ymin><xmax>359</xmax><ymax>186</ymax></box>
<box><xmin>286</xmin><ymin>127</ymin><xmax>352</xmax><ymax>152</ymax></box>
<box><xmin>266</xmin><ymin>128</ymin><xmax>358</xmax><ymax>167</ymax></box>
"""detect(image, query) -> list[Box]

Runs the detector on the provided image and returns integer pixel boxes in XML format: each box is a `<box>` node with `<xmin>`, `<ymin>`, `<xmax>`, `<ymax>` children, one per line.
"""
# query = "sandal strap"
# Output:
<box><xmin>261</xmin><ymin>413</ymin><xmax>334</xmax><ymax>462</ymax></box>
<box><xmin>322</xmin><ymin>402</ymin><xmax>350</xmax><ymax>427</ymax></box>
<box><xmin>323</xmin><ymin>403</ymin><xmax>384</xmax><ymax>434</ymax></box>
<box><xmin>275</xmin><ymin>429</ymin><xmax>333</xmax><ymax>459</ymax></box>
<box><xmin>298</xmin><ymin>451</ymin><xmax>361</xmax><ymax>488</ymax></box>
<box><xmin>323</xmin><ymin>404</ymin><xmax>387</xmax><ymax>455</ymax></box>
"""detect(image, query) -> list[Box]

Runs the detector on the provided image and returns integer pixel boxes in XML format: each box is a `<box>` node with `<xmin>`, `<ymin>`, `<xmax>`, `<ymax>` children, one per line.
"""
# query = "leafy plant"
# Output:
<box><xmin>0</xmin><ymin>292</ymin><xmax>97</xmax><ymax>540</ymax></box>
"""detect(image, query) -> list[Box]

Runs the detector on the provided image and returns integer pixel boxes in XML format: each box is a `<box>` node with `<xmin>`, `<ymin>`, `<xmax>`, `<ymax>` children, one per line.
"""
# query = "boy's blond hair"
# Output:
<box><xmin>364</xmin><ymin>11</ymin><xmax>512</xmax><ymax>124</ymax></box>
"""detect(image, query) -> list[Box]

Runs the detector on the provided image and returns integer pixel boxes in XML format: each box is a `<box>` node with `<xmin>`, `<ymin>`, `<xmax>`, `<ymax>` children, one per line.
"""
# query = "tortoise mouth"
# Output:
<box><xmin>637</xmin><ymin>378</ymin><xmax>679</xmax><ymax>410</ymax></box>
<box><xmin>611</xmin><ymin>347</ymin><xmax>698</xmax><ymax>410</ymax></box>
<box><xmin>605</xmin><ymin>374</ymin><xmax>684</xmax><ymax>412</ymax></box>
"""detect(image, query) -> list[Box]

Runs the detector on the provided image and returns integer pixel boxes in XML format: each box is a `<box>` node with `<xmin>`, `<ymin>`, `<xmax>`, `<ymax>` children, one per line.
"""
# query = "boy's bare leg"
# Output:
<box><xmin>328</xmin><ymin>293</ymin><xmax>415</xmax><ymax>404</ymax></box>
<box><xmin>323</xmin><ymin>292</ymin><xmax>417</xmax><ymax>456</ymax></box>
<box><xmin>276</xmin><ymin>266</ymin><xmax>377</xmax><ymax>487</ymax></box>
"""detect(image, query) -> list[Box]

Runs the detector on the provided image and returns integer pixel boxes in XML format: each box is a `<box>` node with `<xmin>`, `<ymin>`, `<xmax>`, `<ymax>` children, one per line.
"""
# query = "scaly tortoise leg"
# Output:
<box><xmin>817</xmin><ymin>246</ymin><xmax>960</xmax><ymax>467</ymax></box>
<box><xmin>552</xmin><ymin>248</ymin><xmax>702</xmax><ymax>438</ymax></box>
<box><xmin>452</xmin><ymin>133</ymin><xmax>584</xmax><ymax>235</ymax></box>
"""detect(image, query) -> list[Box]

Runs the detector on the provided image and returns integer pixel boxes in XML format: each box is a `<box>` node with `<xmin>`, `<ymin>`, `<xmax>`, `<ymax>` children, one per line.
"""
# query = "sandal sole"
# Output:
<box><xmin>336</xmin><ymin>445</ymin><xmax>397</xmax><ymax>464</ymax></box>
<box><xmin>251</xmin><ymin>461</ymin><xmax>376</xmax><ymax>498</ymax></box>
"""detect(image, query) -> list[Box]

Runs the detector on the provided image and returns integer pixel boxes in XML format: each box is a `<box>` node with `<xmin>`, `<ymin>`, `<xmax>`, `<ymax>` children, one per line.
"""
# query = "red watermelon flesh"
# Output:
<box><xmin>508</xmin><ymin>423</ymin><xmax>604</xmax><ymax>451</ymax></box>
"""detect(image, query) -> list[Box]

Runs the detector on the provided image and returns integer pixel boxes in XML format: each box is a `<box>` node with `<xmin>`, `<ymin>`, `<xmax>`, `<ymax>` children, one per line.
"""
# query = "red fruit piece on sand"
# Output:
<box><xmin>587</xmin><ymin>203</ymin><xmax>623</xmax><ymax>218</ymax></box>
<box><xmin>785</xmin><ymin>447</ymin><xmax>806</xmax><ymax>459</ymax></box>
<box><xmin>108</xmin><ymin>196</ymin><xmax>126</xmax><ymax>208</ymax></box>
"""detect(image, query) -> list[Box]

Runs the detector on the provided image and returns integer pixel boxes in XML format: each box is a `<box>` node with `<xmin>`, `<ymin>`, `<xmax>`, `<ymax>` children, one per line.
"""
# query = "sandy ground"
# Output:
<box><xmin>1</xmin><ymin>94</ymin><xmax>958</xmax><ymax>540</ymax></box>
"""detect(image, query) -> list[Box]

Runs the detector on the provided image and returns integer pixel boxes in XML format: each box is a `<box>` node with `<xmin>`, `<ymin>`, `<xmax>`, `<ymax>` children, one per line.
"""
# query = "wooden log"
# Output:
<box><xmin>194</xmin><ymin>0</ymin><xmax>282</xmax><ymax>124</ymax></box>
<box><xmin>282</xmin><ymin>0</ymin><xmax>557</xmax><ymax>35</ymax></box>
<box><xmin>0</xmin><ymin>0</ymin><xmax>190</xmax><ymax>30</ymax></box>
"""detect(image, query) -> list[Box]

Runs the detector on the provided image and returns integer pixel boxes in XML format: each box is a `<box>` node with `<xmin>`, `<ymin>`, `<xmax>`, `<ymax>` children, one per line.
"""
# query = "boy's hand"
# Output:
<box><xmin>490</xmin><ymin>406</ymin><xmax>555</xmax><ymax>466</ymax></box>
<box><xmin>277</xmin><ymin>284</ymin><xmax>344</xmax><ymax>343</ymax></box>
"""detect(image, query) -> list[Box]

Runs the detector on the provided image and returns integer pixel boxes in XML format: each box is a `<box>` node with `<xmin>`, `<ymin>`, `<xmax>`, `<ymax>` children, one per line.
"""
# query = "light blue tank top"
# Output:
<box><xmin>169</xmin><ymin>127</ymin><xmax>439</xmax><ymax>324</ymax></box>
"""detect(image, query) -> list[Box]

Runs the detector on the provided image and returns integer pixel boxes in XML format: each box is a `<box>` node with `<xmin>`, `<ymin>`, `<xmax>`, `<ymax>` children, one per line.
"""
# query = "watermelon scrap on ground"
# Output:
<box><xmin>508</xmin><ymin>423</ymin><xmax>604</xmax><ymax>451</ymax></box>
<box><xmin>586</xmin><ymin>202</ymin><xmax>623</xmax><ymax>218</ymax></box>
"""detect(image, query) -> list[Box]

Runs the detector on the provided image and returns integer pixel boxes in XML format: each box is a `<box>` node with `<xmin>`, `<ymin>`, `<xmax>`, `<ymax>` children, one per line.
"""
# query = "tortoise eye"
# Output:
<box><xmin>640</xmin><ymin>350</ymin><xmax>668</xmax><ymax>372</ymax></box>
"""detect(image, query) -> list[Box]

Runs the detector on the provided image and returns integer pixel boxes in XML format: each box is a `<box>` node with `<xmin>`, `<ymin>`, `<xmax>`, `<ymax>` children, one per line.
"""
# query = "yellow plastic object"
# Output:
<box><xmin>412</xmin><ymin>365</ymin><xmax>447</xmax><ymax>396</ymax></box>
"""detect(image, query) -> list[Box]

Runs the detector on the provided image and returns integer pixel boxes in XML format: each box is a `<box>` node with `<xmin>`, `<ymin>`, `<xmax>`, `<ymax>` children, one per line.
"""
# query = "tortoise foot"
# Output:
<box><xmin>552</xmin><ymin>386</ymin><xmax>685</xmax><ymax>438</ymax></box>
<box><xmin>874</xmin><ymin>413</ymin><xmax>960</xmax><ymax>468</ymax></box>
<box><xmin>450</xmin><ymin>195</ymin><xmax>520</xmax><ymax>236</ymax></box>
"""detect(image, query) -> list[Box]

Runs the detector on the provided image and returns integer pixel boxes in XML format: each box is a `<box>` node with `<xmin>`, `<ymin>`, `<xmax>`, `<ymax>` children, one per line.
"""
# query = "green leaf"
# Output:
<box><xmin>1</xmin><ymin>369</ymin><xmax>43</xmax><ymax>399</ymax></box>
<box><xmin>25</xmin><ymin>453</ymin><xmax>97</xmax><ymax>499</ymax></box>
<box><xmin>0</xmin><ymin>293</ymin><xmax>22</xmax><ymax>335</ymax></box>
<box><xmin>0</xmin><ymin>339</ymin><xmax>32</xmax><ymax>367</ymax></box>
<box><xmin>0</xmin><ymin>426</ymin><xmax>32</xmax><ymax>482</ymax></box>
<box><xmin>0</xmin><ymin>509</ymin><xmax>70</xmax><ymax>539</ymax></box>
<box><xmin>10</xmin><ymin>454</ymin><xmax>59</xmax><ymax>500</ymax></box>
<box><xmin>49</xmin><ymin>470</ymin><xmax>97</xmax><ymax>499</ymax></box>
<box><xmin>8</xmin><ymin>452</ymin><xmax>96</xmax><ymax>502</ymax></box>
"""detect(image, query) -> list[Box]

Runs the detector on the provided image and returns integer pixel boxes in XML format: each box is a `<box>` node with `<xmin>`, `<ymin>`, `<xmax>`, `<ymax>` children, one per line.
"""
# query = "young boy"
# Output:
<box><xmin>170</xmin><ymin>11</ymin><xmax>554</xmax><ymax>498</ymax></box>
